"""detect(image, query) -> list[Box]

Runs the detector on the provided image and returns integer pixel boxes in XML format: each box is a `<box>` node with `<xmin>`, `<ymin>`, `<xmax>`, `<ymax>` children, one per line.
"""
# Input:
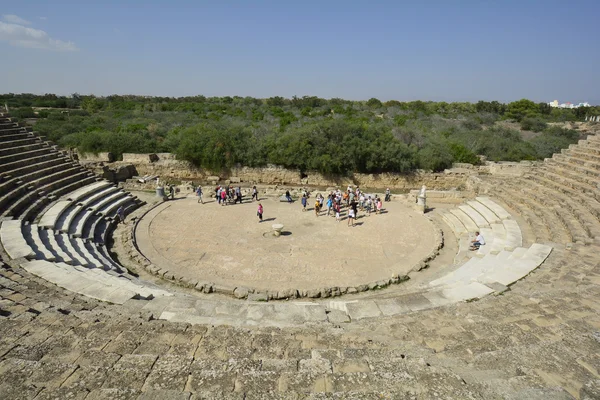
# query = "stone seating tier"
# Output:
<box><xmin>0</xmin><ymin>152</ymin><xmax>67</xmax><ymax>175</ymax></box>
<box><xmin>442</xmin><ymin>198</ymin><xmax>522</xmax><ymax>259</ymax></box>
<box><xmin>0</xmin><ymin>142</ymin><xmax>47</xmax><ymax>157</ymax></box>
<box><xmin>0</xmin><ymin>132</ymin><xmax>30</xmax><ymax>142</ymax></box>
<box><xmin>4</xmin><ymin>170</ymin><xmax>96</xmax><ymax>219</ymax></box>
<box><xmin>0</xmin><ymin>157</ymin><xmax>71</xmax><ymax>189</ymax></box>
<box><xmin>0</xmin><ymin>136</ymin><xmax>40</xmax><ymax>148</ymax></box>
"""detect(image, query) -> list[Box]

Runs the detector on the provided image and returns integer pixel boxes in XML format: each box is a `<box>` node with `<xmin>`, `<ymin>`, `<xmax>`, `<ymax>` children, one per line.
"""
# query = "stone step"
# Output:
<box><xmin>66</xmin><ymin>180</ymin><xmax>113</xmax><ymax>202</ymax></box>
<box><xmin>458</xmin><ymin>204</ymin><xmax>490</xmax><ymax>228</ymax></box>
<box><xmin>56</xmin><ymin>233</ymin><xmax>90</xmax><ymax>266</ymax></box>
<box><xmin>23</xmin><ymin>224</ymin><xmax>56</xmax><ymax>261</ymax></box>
<box><xmin>0</xmin><ymin>142</ymin><xmax>46</xmax><ymax>157</ymax></box>
<box><xmin>98</xmin><ymin>194</ymin><xmax>135</xmax><ymax>217</ymax></box>
<box><xmin>0</xmin><ymin>126</ymin><xmax>28</xmax><ymax>136</ymax></box>
<box><xmin>0</xmin><ymin>147</ymin><xmax>57</xmax><ymax>166</ymax></box>
<box><xmin>0</xmin><ymin>136</ymin><xmax>40</xmax><ymax>149</ymax></box>
<box><xmin>74</xmin><ymin>238</ymin><xmax>105</xmax><ymax>269</ymax></box>
<box><xmin>502</xmin><ymin>219</ymin><xmax>523</xmax><ymax>250</ymax></box>
<box><xmin>449</xmin><ymin>209</ymin><xmax>479</xmax><ymax>233</ymax></box>
<box><xmin>38</xmin><ymin>200</ymin><xmax>72</xmax><ymax>229</ymax></box>
<box><xmin>441</xmin><ymin>212</ymin><xmax>467</xmax><ymax>235</ymax></box>
<box><xmin>0</xmin><ymin>152</ymin><xmax>65</xmax><ymax>175</ymax></box>
<box><xmin>20</xmin><ymin>260</ymin><xmax>138</xmax><ymax>304</ymax></box>
<box><xmin>4</xmin><ymin>170</ymin><xmax>94</xmax><ymax>219</ymax></box>
<box><xmin>479</xmin><ymin>244</ymin><xmax>552</xmax><ymax>286</ymax></box>
<box><xmin>0</xmin><ymin>219</ymin><xmax>35</xmax><ymax>260</ymax></box>
<box><xmin>475</xmin><ymin>197</ymin><xmax>512</xmax><ymax>220</ymax></box>
<box><xmin>72</xmin><ymin>209</ymin><xmax>95</xmax><ymax>237</ymax></box>
<box><xmin>43</xmin><ymin>228</ymin><xmax>73</xmax><ymax>264</ymax></box>
<box><xmin>466</xmin><ymin>200</ymin><xmax>501</xmax><ymax>224</ymax></box>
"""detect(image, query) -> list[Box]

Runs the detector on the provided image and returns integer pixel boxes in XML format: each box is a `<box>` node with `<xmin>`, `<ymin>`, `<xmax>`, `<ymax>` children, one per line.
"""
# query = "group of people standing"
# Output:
<box><xmin>301</xmin><ymin>186</ymin><xmax>387</xmax><ymax>227</ymax></box>
<box><xmin>195</xmin><ymin>185</ymin><xmax>261</xmax><ymax>205</ymax></box>
<box><xmin>193</xmin><ymin>183</ymin><xmax>390</xmax><ymax>226</ymax></box>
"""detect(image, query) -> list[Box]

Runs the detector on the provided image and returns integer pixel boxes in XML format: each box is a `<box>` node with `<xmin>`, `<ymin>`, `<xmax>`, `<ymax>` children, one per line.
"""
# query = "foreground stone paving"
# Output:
<box><xmin>0</xmin><ymin>240</ymin><xmax>599</xmax><ymax>399</ymax></box>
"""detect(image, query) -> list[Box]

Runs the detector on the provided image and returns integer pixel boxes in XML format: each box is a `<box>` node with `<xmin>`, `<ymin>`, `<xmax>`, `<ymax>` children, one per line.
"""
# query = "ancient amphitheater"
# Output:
<box><xmin>0</xmin><ymin>111</ymin><xmax>599</xmax><ymax>399</ymax></box>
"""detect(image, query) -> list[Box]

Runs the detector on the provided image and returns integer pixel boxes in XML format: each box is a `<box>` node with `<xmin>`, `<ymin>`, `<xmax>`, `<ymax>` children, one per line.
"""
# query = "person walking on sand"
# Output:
<box><xmin>314</xmin><ymin>199</ymin><xmax>321</xmax><ymax>216</ymax></box>
<box><xmin>257</xmin><ymin>203</ymin><xmax>263</xmax><ymax>222</ymax></box>
<box><xmin>220</xmin><ymin>187</ymin><xmax>227</xmax><ymax>205</ymax></box>
<box><xmin>252</xmin><ymin>186</ymin><xmax>258</xmax><ymax>201</ymax></box>
<box><xmin>117</xmin><ymin>205</ymin><xmax>125</xmax><ymax>224</ymax></box>
<box><xmin>347</xmin><ymin>207</ymin><xmax>355</xmax><ymax>227</ymax></box>
<box><xmin>334</xmin><ymin>202</ymin><xmax>341</xmax><ymax>222</ymax></box>
<box><xmin>196</xmin><ymin>185</ymin><xmax>203</xmax><ymax>204</ymax></box>
<box><xmin>301</xmin><ymin>193</ymin><xmax>307</xmax><ymax>211</ymax></box>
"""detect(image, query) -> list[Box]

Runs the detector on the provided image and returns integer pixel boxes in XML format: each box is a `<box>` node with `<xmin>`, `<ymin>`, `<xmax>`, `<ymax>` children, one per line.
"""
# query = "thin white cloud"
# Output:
<box><xmin>0</xmin><ymin>21</ymin><xmax>78</xmax><ymax>51</ymax></box>
<box><xmin>2</xmin><ymin>14</ymin><xmax>31</xmax><ymax>25</ymax></box>
<box><xmin>39</xmin><ymin>17</ymin><xmax>47</xmax><ymax>21</ymax></box>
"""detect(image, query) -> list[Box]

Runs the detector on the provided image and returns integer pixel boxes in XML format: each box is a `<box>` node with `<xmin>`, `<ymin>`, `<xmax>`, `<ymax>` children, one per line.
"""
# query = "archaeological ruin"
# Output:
<box><xmin>0</xmin><ymin>111</ymin><xmax>599</xmax><ymax>399</ymax></box>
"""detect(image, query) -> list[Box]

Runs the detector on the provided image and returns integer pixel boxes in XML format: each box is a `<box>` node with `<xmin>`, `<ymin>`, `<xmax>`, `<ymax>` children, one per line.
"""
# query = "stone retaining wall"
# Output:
<box><xmin>108</xmin><ymin>153</ymin><xmax>469</xmax><ymax>191</ymax></box>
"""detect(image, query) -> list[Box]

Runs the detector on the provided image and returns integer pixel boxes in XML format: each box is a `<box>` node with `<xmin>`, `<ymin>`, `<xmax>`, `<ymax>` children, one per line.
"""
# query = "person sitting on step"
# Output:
<box><xmin>470</xmin><ymin>231</ymin><xmax>485</xmax><ymax>251</ymax></box>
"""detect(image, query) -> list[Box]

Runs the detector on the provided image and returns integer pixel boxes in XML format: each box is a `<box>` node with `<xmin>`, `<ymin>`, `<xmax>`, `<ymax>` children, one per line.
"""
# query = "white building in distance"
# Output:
<box><xmin>548</xmin><ymin>100</ymin><xmax>591</xmax><ymax>109</ymax></box>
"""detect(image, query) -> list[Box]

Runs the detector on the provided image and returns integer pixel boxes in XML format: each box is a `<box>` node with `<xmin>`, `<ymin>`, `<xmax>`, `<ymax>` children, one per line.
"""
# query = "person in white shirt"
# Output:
<box><xmin>471</xmin><ymin>231</ymin><xmax>485</xmax><ymax>250</ymax></box>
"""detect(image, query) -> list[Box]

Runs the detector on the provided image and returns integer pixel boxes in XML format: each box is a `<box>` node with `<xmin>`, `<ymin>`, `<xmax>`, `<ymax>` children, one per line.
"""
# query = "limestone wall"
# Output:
<box><xmin>78</xmin><ymin>152</ymin><xmax>114</xmax><ymax>163</ymax></box>
<box><xmin>109</xmin><ymin>152</ymin><xmax>470</xmax><ymax>191</ymax></box>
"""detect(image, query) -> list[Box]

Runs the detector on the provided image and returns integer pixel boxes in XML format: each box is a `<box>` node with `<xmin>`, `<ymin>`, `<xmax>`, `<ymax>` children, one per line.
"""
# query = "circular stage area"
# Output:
<box><xmin>134</xmin><ymin>195</ymin><xmax>439</xmax><ymax>295</ymax></box>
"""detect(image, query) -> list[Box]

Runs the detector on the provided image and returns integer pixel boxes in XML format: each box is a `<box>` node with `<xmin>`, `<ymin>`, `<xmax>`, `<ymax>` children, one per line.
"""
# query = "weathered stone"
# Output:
<box><xmin>581</xmin><ymin>379</ymin><xmax>600</xmax><ymax>400</ymax></box>
<box><xmin>356</xmin><ymin>284</ymin><xmax>369</xmax><ymax>292</ymax></box>
<box><xmin>276</xmin><ymin>289</ymin><xmax>298</xmax><ymax>299</ymax></box>
<box><xmin>319</xmin><ymin>287</ymin><xmax>331</xmax><ymax>298</ymax></box>
<box><xmin>212</xmin><ymin>285</ymin><xmax>233</xmax><ymax>296</ymax></box>
<box><xmin>233</xmin><ymin>287</ymin><xmax>250</xmax><ymax>299</ymax></box>
<box><xmin>163</xmin><ymin>272</ymin><xmax>175</xmax><ymax>281</ymax></box>
<box><xmin>306</xmin><ymin>289</ymin><xmax>321</xmax><ymax>298</ymax></box>
<box><xmin>347</xmin><ymin>287</ymin><xmax>358</xmax><ymax>294</ymax></box>
<box><xmin>248</xmin><ymin>292</ymin><xmax>268</xmax><ymax>302</ymax></box>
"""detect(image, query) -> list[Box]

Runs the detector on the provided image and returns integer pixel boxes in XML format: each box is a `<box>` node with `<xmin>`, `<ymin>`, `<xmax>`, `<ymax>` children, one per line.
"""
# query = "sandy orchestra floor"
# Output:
<box><xmin>135</xmin><ymin>194</ymin><xmax>438</xmax><ymax>292</ymax></box>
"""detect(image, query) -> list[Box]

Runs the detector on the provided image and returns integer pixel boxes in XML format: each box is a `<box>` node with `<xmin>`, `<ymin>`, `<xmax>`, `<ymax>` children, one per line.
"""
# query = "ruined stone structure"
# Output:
<box><xmin>0</xmin><ymin>111</ymin><xmax>599</xmax><ymax>399</ymax></box>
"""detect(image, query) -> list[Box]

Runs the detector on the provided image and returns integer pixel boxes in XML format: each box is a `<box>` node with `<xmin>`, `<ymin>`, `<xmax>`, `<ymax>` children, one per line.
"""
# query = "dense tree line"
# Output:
<box><xmin>1</xmin><ymin>93</ymin><xmax>597</xmax><ymax>174</ymax></box>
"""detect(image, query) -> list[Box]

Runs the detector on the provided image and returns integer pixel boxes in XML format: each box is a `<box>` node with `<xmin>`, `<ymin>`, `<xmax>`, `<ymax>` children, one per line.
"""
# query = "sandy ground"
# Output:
<box><xmin>135</xmin><ymin>194</ymin><xmax>437</xmax><ymax>291</ymax></box>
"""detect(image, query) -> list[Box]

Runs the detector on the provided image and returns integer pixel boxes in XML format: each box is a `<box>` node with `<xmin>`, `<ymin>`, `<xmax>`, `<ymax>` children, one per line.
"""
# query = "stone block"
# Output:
<box><xmin>233</xmin><ymin>287</ymin><xmax>250</xmax><ymax>299</ymax></box>
<box><xmin>248</xmin><ymin>292</ymin><xmax>268</xmax><ymax>302</ymax></box>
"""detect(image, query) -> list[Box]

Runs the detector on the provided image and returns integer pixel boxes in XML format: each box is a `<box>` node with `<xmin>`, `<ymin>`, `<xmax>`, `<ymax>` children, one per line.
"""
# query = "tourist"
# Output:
<box><xmin>334</xmin><ymin>202</ymin><xmax>341</xmax><ymax>222</ymax></box>
<box><xmin>314</xmin><ymin>199</ymin><xmax>321</xmax><ymax>216</ymax></box>
<box><xmin>470</xmin><ymin>231</ymin><xmax>485</xmax><ymax>251</ymax></box>
<box><xmin>385</xmin><ymin>188</ymin><xmax>391</xmax><ymax>202</ymax></box>
<box><xmin>376</xmin><ymin>197</ymin><xmax>383</xmax><ymax>214</ymax></box>
<box><xmin>350</xmin><ymin>199</ymin><xmax>358</xmax><ymax>220</ymax></box>
<box><xmin>326</xmin><ymin>195</ymin><xmax>333</xmax><ymax>217</ymax></box>
<box><xmin>257</xmin><ymin>203</ymin><xmax>263</xmax><ymax>222</ymax></box>
<box><xmin>348</xmin><ymin>207</ymin><xmax>355</xmax><ymax>227</ymax></box>
<box><xmin>301</xmin><ymin>194</ymin><xmax>307</xmax><ymax>211</ymax></box>
<box><xmin>196</xmin><ymin>185</ymin><xmax>203</xmax><ymax>204</ymax></box>
<box><xmin>168</xmin><ymin>185</ymin><xmax>175</xmax><ymax>200</ymax></box>
<box><xmin>220</xmin><ymin>187</ymin><xmax>227</xmax><ymax>205</ymax></box>
<box><xmin>235</xmin><ymin>186</ymin><xmax>242</xmax><ymax>204</ymax></box>
<box><xmin>365</xmin><ymin>196</ymin><xmax>372</xmax><ymax>215</ymax></box>
<box><xmin>285</xmin><ymin>190</ymin><xmax>293</xmax><ymax>203</ymax></box>
<box><xmin>117</xmin><ymin>205</ymin><xmax>125</xmax><ymax>224</ymax></box>
<box><xmin>216</xmin><ymin>186</ymin><xmax>221</xmax><ymax>204</ymax></box>
<box><xmin>359</xmin><ymin>193</ymin><xmax>365</xmax><ymax>210</ymax></box>
<box><xmin>252</xmin><ymin>186</ymin><xmax>258</xmax><ymax>201</ymax></box>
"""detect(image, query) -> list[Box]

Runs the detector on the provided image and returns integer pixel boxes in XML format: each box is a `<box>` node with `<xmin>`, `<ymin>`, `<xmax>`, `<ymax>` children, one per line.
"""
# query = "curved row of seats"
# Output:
<box><xmin>441</xmin><ymin>196</ymin><xmax>522</xmax><ymax>262</ymax></box>
<box><xmin>436</xmin><ymin>197</ymin><xmax>551</xmax><ymax>291</ymax></box>
<box><xmin>491</xmin><ymin>135</ymin><xmax>600</xmax><ymax>246</ymax></box>
<box><xmin>0</xmin><ymin>112</ymin><xmax>166</xmax><ymax>303</ymax></box>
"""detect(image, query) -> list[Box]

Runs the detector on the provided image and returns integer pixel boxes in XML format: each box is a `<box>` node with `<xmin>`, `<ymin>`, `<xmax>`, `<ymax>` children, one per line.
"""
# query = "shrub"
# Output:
<box><xmin>520</xmin><ymin>117</ymin><xmax>547</xmax><ymax>132</ymax></box>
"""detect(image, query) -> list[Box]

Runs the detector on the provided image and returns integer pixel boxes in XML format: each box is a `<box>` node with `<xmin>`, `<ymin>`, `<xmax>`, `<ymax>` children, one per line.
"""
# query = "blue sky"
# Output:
<box><xmin>1</xmin><ymin>1</ymin><xmax>599</xmax><ymax>103</ymax></box>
